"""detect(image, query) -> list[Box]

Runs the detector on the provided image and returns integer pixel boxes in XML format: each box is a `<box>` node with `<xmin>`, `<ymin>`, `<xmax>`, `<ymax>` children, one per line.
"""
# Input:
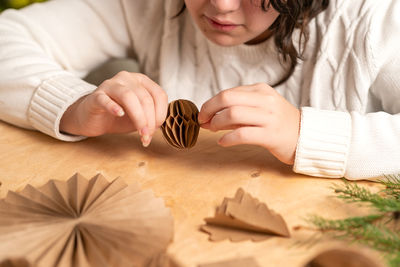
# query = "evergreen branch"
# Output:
<box><xmin>381</xmin><ymin>175</ymin><xmax>400</xmax><ymax>200</ymax></box>
<box><xmin>332</xmin><ymin>181</ymin><xmax>400</xmax><ymax>213</ymax></box>
<box><xmin>309</xmin><ymin>214</ymin><xmax>400</xmax><ymax>264</ymax></box>
<box><xmin>346</xmin><ymin>224</ymin><xmax>400</xmax><ymax>254</ymax></box>
<box><xmin>308</xmin><ymin>177</ymin><xmax>400</xmax><ymax>267</ymax></box>
<box><xmin>308</xmin><ymin>214</ymin><xmax>384</xmax><ymax>231</ymax></box>
<box><xmin>388</xmin><ymin>253</ymin><xmax>400</xmax><ymax>267</ymax></box>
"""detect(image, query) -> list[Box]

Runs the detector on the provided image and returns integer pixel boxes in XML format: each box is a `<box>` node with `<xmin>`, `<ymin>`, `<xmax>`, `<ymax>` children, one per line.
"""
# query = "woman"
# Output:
<box><xmin>0</xmin><ymin>0</ymin><xmax>399</xmax><ymax>180</ymax></box>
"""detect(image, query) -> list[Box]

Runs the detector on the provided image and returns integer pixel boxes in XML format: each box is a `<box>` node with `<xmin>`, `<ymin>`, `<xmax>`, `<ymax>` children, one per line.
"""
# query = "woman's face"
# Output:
<box><xmin>184</xmin><ymin>0</ymin><xmax>280</xmax><ymax>46</ymax></box>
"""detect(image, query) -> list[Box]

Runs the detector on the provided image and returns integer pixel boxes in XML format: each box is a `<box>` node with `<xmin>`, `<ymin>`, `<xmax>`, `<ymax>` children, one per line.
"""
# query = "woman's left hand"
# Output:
<box><xmin>198</xmin><ymin>83</ymin><xmax>300</xmax><ymax>165</ymax></box>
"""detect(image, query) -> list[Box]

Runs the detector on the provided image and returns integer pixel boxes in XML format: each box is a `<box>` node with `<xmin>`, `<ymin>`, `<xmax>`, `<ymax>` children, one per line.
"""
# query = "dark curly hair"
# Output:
<box><xmin>176</xmin><ymin>0</ymin><xmax>330</xmax><ymax>86</ymax></box>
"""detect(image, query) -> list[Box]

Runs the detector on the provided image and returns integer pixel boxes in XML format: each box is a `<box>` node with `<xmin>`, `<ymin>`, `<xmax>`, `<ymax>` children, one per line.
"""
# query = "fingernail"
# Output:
<box><xmin>217</xmin><ymin>138</ymin><xmax>223</xmax><ymax>146</ymax></box>
<box><xmin>142</xmin><ymin>135</ymin><xmax>152</xmax><ymax>147</ymax></box>
<box><xmin>140</xmin><ymin>127</ymin><xmax>151</xmax><ymax>147</ymax></box>
<box><xmin>117</xmin><ymin>109</ymin><xmax>125</xmax><ymax>117</ymax></box>
<box><xmin>142</xmin><ymin>133</ymin><xmax>150</xmax><ymax>143</ymax></box>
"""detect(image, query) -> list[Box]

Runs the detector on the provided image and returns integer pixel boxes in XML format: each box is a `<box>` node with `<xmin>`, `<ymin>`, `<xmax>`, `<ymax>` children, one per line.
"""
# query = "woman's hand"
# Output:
<box><xmin>198</xmin><ymin>83</ymin><xmax>300</xmax><ymax>165</ymax></box>
<box><xmin>60</xmin><ymin>71</ymin><xmax>168</xmax><ymax>146</ymax></box>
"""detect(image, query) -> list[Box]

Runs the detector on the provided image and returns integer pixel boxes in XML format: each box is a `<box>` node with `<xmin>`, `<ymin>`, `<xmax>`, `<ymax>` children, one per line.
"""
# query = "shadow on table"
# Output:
<box><xmin>8</xmin><ymin>122</ymin><xmax>295</xmax><ymax>178</ymax></box>
<box><xmin>83</xmin><ymin>130</ymin><xmax>294</xmax><ymax>177</ymax></box>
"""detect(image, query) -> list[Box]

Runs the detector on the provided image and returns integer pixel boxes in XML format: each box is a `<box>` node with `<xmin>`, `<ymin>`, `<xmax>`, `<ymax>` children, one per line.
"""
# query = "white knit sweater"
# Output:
<box><xmin>0</xmin><ymin>0</ymin><xmax>399</xmax><ymax>180</ymax></box>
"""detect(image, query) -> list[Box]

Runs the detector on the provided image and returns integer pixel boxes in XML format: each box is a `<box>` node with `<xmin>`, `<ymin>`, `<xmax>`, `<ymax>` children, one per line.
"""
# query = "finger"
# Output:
<box><xmin>107</xmin><ymin>87</ymin><xmax>147</xmax><ymax>132</ymax></box>
<box><xmin>208</xmin><ymin>106</ymin><xmax>265</xmax><ymax>131</ymax></box>
<box><xmin>201</xmin><ymin>121</ymin><xmax>240</xmax><ymax>131</ymax></box>
<box><xmin>218</xmin><ymin>127</ymin><xmax>266</xmax><ymax>147</ymax></box>
<box><xmin>117</xmin><ymin>86</ymin><xmax>155</xmax><ymax>147</ymax></box>
<box><xmin>133</xmin><ymin>86</ymin><xmax>156</xmax><ymax>136</ymax></box>
<box><xmin>202</xmin><ymin>122</ymin><xmax>241</xmax><ymax>131</ymax></box>
<box><xmin>137</xmin><ymin>74</ymin><xmax>168</xmax><ymax>128</ymax></box>
<box><xmin>139</xmin><ymin>125</ymin><xmax>151</xmax><ymax>147</ymax></box>
<box><xmin>231</xmin><ymin>83</ymin><xmax>277</xmax><ymax>95</ymax></box>
<box><xmin>104</xmin><ymin>72</ymin><xmax>166</xmax><ymax>130</ymax></box>
<box><xmin>93</xmin><ymin>92</ymin><xmax>125</xmax><ymax>117</ymax></box>
<box><xmin>198</xmin><ymin>89</ymin><xmax>266</xmax><ymax>124</ymax></box>
<box><xmin>200</xmin><ymin>121</ymin><xmax>212</xmax><ymax>130</ymax></box>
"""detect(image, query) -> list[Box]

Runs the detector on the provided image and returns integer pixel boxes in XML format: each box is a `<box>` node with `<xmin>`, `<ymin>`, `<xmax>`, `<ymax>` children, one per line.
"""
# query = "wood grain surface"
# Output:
<box><xmin>0</xmin><ymin>121</ymin><xmax>380</xmax><ymax>266</ymax></box>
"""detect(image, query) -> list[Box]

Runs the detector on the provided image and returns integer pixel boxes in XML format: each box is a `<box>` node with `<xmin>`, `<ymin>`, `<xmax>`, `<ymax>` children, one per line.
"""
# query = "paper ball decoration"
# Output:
<box><xmin>161</xmin><ymin>99</ymin><xmax>200</xmax><ymax>149</ymax></box>
<box><xmin>0</xmin><ymin>173</ymin><xmax>174</xmax><ymax>267</ymax></box>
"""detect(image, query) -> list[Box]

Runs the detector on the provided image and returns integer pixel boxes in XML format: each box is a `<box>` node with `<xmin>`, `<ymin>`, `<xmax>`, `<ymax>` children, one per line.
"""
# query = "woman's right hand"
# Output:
<box><xmin>60</xmin><ymin>71</ymin><xmax>168</xmax><ymax>146</ymax></box>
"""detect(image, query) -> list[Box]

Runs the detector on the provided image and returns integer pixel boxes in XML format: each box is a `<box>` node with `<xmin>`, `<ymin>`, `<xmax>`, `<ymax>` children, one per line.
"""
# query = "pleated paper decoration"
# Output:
<box><xmin>0</xmin><ymin>258</ymin><xmax>31</xmax><ymax>267</ymax></box>
<box><xmin>0</xmin><ymin>173</ymin><xmax>174</xmax><ymax>267</ymax></box>
<box><xmin>161</xmin><ymin>99</ymin><xmax>200</xmax><ymax>149</ymax></box>
<box><xmin>201</xmin><ymin>188</ymin><xmax>290</xmax><ymax>242</ymax></box>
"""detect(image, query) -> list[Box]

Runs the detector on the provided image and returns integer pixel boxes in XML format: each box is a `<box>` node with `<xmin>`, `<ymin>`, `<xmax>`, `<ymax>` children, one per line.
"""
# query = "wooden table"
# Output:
<box><xmin>0</xmin><ymin>121</ymin><xmax>379</xmax><ymax>266</ymax></box>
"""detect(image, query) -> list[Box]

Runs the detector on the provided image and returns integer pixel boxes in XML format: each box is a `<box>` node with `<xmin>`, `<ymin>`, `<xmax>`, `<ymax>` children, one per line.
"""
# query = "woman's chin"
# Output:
<box><xmin>206</xmin><ymin>34</ymin><xmax>244</xmax><ymax>47</ymax></box>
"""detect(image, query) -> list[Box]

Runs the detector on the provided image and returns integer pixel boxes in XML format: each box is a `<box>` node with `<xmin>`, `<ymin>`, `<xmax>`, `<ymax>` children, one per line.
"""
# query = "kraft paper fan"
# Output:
<box><xmin>0</xmin><ymin>173</ymin><xmax>174</xmax><ymax>267</ymax></box>
<box><xmin>0</xmin><ymin>258</ymin><xmax>31</xmax><ymax>267</ymax></box>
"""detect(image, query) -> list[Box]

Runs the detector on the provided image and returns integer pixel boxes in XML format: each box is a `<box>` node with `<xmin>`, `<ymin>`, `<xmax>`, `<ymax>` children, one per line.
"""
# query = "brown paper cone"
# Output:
<box><xmin>0</xmin><ymin>173</ymin><xmax>174</xmax><ymax>267</ymax></box>
<box><xmin>201</xmin><ymin>188</ymin><xmax>290</xmax><ymax>242</ymax></box>
<box><xmin>161</xmin><ymin>99</ymin><xmax>200</xmax><ymax>149</ymax></box>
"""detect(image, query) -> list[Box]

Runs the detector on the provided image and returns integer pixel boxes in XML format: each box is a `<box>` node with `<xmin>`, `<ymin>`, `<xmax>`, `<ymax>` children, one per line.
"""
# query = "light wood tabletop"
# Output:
<box><xmin>0</xmin><ymin>121</ymin><xmax>380</xmax><ymax>266</ymax></box>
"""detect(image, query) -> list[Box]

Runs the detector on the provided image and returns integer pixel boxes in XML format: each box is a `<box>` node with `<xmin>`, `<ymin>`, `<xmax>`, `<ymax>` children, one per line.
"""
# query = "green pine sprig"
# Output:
<box><xmin>381</xmin><ymin>175</ymin><xmax>400</xmax><ymax>201</ymax></box>
<box><xmin>333</xmin><ymin>181</ymin><xmax>400</xmax><ymax>214</ymax></box>
<box><xmin>308</xmin><ymin>176</ymin><xmax>400</xmax><ymax>267</ymax></box>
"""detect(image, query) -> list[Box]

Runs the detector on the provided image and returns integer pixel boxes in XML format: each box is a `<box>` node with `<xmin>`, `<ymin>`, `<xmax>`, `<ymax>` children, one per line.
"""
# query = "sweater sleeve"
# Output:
<box><xmin>345</xmin><ymin>0</ymin><xmax>400</xmax><ymax>179</ymax></box>
<box><xmin>294</xmin><ymin>0</ymin><xmax>400</xmax><ymax>180</ymax></box>
<box><xmin>0</xmin><ymin>0</ymin><xmax>131</xmax><ymax>141</ymax></box>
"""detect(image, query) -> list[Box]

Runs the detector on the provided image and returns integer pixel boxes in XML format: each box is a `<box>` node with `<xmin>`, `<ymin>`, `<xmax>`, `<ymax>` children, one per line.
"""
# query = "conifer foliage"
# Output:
<box><xmin>309</xmin><ymin>175</ymin><xmax>400</xmax><ymax>267</ymax></box>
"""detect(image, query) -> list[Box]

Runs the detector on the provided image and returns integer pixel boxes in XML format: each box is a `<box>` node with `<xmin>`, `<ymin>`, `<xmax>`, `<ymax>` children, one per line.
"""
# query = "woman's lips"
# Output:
<box><xmin>205</xmin><ymin>16</ymin><xmax>239</xmax><ymax>32</ymax></box>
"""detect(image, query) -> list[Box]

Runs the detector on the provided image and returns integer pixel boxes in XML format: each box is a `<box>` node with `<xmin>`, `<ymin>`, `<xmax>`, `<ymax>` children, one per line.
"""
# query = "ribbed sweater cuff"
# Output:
<box><xmin>28</xmin><ymin>75</ymin><xmax>96</xmax><ymax>141</ymax></box>
<box><xmin>293</xmin><ymin>107</ymin><xmax>352</xmax><ymax>178</ymax></box>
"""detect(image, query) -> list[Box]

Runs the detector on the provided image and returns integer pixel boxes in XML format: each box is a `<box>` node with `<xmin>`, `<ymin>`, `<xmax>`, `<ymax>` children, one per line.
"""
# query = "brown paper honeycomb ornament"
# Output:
<box><xmin>161</xmin><ymin>99</ymin><xmax>200</xmax><ymax>149</ymax></box>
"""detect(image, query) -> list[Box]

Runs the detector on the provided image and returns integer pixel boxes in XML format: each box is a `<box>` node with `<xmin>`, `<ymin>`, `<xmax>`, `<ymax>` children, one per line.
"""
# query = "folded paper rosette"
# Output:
<box><xmin>0</xmin><ymin>173</ymin><xmax>173</xmax><ymax>267</ymax></box>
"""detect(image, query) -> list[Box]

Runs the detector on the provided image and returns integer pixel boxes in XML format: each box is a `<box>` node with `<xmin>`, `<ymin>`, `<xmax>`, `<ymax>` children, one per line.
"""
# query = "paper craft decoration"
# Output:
<box><xmin>305</xmin><ymin>248</ymin><xmax>385</xmax><ymax>267</ymax></box>
<box><xmin>0</xmin><ymin>173</ymin><xmax>173</xmax><ymax>267</ymax></box>
<box><xmin>146</xmin><ymin>253</ymin><xmax>182</xmax><ymax>267</ymax></box>
<box><xmin>201</xmin><ymin>188</ymin><xmax>290</xmax><ymax>242</ymax></box>
<box><xmin>161</xmin><ymin>99</ymin><xmax>200</xmax><ymax>149</ymax></box>
<box><xmin>198</xmin><ymin>257</ymin><xmax>261</xmax><ymax>267</ymax></box>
